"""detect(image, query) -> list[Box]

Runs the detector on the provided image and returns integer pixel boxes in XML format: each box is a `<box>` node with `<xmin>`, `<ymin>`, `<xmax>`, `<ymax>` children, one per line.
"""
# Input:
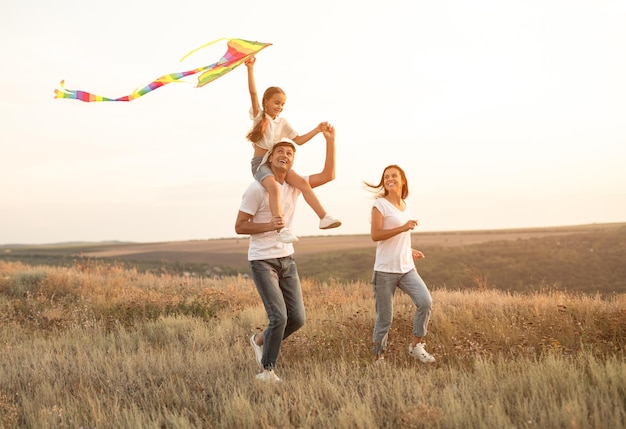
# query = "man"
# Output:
<box><xmin>234</xmin><ymin>124</ymin><xmax>337</xmax><ymax>382</ymax></box>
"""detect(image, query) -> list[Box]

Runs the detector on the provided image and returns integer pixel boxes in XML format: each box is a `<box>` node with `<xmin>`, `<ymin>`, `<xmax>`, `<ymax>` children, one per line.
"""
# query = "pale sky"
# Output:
<box><xmin>1</xmin><ymin>0</ymin><xmax>625</xmax><ymax>245</ymax></box>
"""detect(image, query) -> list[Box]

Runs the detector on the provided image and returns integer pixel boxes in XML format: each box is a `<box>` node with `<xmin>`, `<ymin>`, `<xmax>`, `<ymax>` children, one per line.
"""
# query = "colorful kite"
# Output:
<box><xmin>54</xmin><ymin>38</ymin><xmax>271</xmax><ymax>102</ymax></box>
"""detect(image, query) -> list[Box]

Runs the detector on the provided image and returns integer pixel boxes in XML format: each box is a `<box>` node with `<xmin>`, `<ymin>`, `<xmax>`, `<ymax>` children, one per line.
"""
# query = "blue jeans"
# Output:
<box><xmin>251</xmin><ymin>156</ymin><xmax>274</xmax><ymax>183</ymax></box>
<box><xmin>249</xmin><ymin>256</ymin><xmax>306</xmax><ymax>369</ymax></box>
<box><xmin>371</xmin><ymin>269</ymin><xmax>432</xmax><ymax>355</ymax></box>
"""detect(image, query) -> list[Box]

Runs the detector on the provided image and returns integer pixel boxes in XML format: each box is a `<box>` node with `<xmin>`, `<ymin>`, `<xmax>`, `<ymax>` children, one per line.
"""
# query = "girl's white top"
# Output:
<box><xmin>249</xmin><ymin>109</ymin><xmax>297</xmax><ymax>166</ymax></box>
<box><xmin>372</xmin><ymin>198</ymin><xmax>415</xmax><ymax>274</ymax></box>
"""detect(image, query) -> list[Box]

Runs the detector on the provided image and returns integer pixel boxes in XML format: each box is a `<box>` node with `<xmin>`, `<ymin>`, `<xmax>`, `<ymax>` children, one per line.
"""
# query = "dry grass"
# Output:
<box><xmin>0</xmin><ymin>260</ymin><xmax>625</xmax><ymax>428</ymax></box>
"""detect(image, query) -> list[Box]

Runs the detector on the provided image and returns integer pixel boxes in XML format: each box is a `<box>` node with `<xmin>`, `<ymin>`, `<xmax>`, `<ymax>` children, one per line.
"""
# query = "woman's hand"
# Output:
<box><xmin>412</xmin><ymin>249</ymin><xmax>425</xmax><ymax>260</ymax></box>
<box><xmin>405</xmin><ymin>219</ymin><xmax>418</xmax><ymax>231</ymax></box>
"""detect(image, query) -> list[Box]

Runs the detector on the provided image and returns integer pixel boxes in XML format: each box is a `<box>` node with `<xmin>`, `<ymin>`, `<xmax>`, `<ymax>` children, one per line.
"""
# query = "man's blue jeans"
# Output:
<box><xmin>249</xmin><ymin>256</ymin><xmax>306</xmax><ymax>369</ymax></box>
<box><xmin>371</xmin><ymin>269</ymin><xmax>432</xmax><ymax>355</ymax></box>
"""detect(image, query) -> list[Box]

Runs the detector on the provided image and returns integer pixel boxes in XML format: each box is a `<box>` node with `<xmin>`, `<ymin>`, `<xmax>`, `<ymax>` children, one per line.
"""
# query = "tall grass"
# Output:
<box><xmin>1</xmin><ymin>260</ymin><xmax>624</xmax><ymax>428</ymax></box>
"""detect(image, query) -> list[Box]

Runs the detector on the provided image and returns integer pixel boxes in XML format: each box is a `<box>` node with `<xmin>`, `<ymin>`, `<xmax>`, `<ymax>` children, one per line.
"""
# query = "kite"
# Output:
<box><xmin>53</xmin><ymin>38</ymin><xmax>271</xmax><ymax>102</ymax></box>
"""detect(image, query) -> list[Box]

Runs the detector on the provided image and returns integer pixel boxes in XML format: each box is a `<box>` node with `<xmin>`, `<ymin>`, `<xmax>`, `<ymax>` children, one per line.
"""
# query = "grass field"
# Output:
<box><xmin>0</xmin><ymin>256</ymin><xmax>624</xmax><ymax>428</ymax></box>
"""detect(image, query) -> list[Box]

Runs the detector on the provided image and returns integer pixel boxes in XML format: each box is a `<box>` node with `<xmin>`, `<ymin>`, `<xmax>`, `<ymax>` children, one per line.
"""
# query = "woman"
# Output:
<box><xmin>365</xmin><ymin>165</ymin><xmax>435</xmax><ymax>363</ymax></box>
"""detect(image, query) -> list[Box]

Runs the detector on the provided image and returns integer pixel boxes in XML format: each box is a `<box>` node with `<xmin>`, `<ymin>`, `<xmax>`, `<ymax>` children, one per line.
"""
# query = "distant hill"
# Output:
<box><xmin>2</xmin><ymin>223</ymin><xmax>625</xmax><ymax>294</ymax></box>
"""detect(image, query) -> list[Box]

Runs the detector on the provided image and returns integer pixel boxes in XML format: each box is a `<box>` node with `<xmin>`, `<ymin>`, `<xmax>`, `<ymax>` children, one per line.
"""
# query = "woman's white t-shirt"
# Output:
<box><xmin>372</xmin><ymin>198</ymin><xmax>415</xmax><ymax>274</ymax></box>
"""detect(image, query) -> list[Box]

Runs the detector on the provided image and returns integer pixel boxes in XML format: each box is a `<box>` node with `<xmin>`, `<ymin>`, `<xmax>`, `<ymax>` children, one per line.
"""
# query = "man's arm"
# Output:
<box><xmin>235</xmin><ymin>210</ymin><xmax>284</xmax><ymax>235</ymax></box>
<box><xmin>308</xmin><ymin>125</ymin><xmax>336</xmax><ymax>189</ymax></box>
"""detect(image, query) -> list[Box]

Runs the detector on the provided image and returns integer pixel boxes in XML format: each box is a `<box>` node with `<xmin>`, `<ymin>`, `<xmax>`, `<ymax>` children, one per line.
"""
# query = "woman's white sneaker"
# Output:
<box><xmin>408</xmin><ymin>343</ymin><xmax>435</xmax><ymax>363</ymax></box>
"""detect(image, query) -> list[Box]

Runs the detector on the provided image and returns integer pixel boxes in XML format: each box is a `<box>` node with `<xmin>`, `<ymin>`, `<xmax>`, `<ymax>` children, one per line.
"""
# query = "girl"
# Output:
<box><xmin>364</xmin><ymin>164</ymin><xmax>435</xmax><ymax>364</ymax></box>
<box><xmin>245</xmin><ymin>56</ymin><xmax>340</xmax><ymax>243</ymax></box>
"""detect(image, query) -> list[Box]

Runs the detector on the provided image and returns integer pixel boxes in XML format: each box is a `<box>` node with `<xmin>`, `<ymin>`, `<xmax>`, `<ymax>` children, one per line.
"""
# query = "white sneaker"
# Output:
<box><xmin>408</xmin><ymin>343</ymin><xmax>435</xmax><ymax>363</ymax></box>
<box><xmin>249</xmin><ymin>334</ymin><xmax>263</xmax><ymax>369</ymax></box>
<box><xmin>319</xmin><ymin>214</ymin><xmax>341</xmax><ymax>229</ymax></box>
<box><xmin>256</xmin><ymin>369</ymin><xmax>282</xmax><ymax>383</ymax></box>
<box><xmin>277</xmin><ymin>229</ymin><xmax>298</xmax><ymax>243</ymax></box>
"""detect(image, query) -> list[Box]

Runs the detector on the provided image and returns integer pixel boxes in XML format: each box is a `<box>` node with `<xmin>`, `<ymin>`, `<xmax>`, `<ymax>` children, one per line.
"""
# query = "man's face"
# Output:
<box><xmin>269</xmin><ymin>144</ymin><xmax>295</xmax><ymax>173</ymax></box>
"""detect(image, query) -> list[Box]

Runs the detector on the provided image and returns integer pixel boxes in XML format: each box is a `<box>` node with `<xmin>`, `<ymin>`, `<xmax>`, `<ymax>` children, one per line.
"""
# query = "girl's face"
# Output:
<box><xmin>264</xmin><ymin>93</ymin><xmax>286</xmax><ymax>119</ymax></box>
<box><xmin>383</xmin><ymin>167</ymin><xmax>403</xmax><ymax>194</ymax></box>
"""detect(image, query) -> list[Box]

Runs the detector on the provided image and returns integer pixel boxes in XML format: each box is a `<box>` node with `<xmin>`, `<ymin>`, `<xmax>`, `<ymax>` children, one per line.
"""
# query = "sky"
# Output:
<box><xmin>1</xmin><ymin>0</ymin><xmax>625</xmax><ymax>245</ymax></box>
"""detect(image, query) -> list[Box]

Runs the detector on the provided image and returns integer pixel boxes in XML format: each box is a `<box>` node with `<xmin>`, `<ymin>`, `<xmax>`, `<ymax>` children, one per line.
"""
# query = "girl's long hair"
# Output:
<box><xmin>363</xmin><ymin>164</ymin><xmax>409</xmax><ymax>199</ymax></box>
<box><xmin>246</xmin><ymin>86</ymin><xmax>286</xmax><ymax>143</ymax></box>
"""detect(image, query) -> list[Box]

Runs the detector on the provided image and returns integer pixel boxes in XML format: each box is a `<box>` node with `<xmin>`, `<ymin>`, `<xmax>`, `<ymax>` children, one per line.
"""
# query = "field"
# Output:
<box><xmin>0</xmin><ymin>252</ymin><xmax>625</xmax><ymax>428</ymax></box>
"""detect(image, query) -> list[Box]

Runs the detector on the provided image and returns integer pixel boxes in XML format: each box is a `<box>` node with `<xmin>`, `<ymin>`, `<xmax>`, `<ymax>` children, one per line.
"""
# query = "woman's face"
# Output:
<box><xmin>383</xmin><ymin>167</ymin><xmax>403</xmax><ymax>193</ymax></box>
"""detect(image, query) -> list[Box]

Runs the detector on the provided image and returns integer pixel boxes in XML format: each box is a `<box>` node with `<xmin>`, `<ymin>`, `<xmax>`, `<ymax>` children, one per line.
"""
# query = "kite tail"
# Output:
<box><xmin>54</xmin><ymin>80</ymin><xmax>119</xmax><ymax>102</ymax></box>
<box><xmin>53</xmin><ymin>68</ymin><xmax>209</xmax><ymax>102</ymax></box>
<box><xmin>126</xmin><ymin>68</ymin><xmax>210</xmax><ymax>100</ymax></box>
<box><xmin>53</xmin><ymin>38</ymin><xmax>272</xmax><ymax>102</ymax></box>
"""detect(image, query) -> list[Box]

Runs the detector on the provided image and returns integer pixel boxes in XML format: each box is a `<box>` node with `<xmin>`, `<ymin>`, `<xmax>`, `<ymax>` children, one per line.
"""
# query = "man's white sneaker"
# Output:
<box><xmin>408</xmin><ymin>343</ymin><xmax>435</xmax><ymax>363</ymax></box>
<box><xmin>250</xmin><ymin>334</ymin><xmax>263</xmax><ymax>369</ymax></box>
<box><xmin>319</xmin><ymin>215</ymin><xmax>341</xmax><ymax>229</ymax></box>
<box><xmin>256</xmin><ymin>369</ymin><xmax>282</xmax><ymax>383</ymax></box>
<box><xmin>277</xmin><ymin>229</ymin><xmax>298</xmax><ymax>243</ymax></box>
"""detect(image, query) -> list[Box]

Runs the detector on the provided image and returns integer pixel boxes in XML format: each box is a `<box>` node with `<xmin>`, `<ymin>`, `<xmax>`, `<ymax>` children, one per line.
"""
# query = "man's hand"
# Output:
<box><xmin>316</xmin><ymin>121</ymin><xmax>330</xmax><ymax>133</ymax></box>
<box><xmin>322</xmin><ymin>123</ymin><xmax>335</xmax><ymax>140</ymax></box>
<box><xmin>236</xmin><ymin>211</ymin><xmax>283</xmax><ymax>235</ymax></box>
<box><xmin>270</xmin><ymin>216</ymin><xmax>285</xmax><ymax>232</ymax></box>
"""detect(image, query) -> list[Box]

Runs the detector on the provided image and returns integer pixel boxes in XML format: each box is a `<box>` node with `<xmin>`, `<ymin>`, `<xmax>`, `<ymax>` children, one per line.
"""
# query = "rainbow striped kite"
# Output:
<box><xmin>54</xmin><ymin>38</ymin><xmax>271</xmax><ymax>102</ymax></box>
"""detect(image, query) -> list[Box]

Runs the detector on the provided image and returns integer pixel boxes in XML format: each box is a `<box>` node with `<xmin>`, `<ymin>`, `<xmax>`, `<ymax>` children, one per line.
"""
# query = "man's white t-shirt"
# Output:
<box><xmin>239</xmin><ymin>176</ymin><xmax>306</xmax><ymax>261</ymax></box>
<box><xmin>372</xmin><ymin>198</ymin><xmax>415</xmax><ymax>274</ymax></box>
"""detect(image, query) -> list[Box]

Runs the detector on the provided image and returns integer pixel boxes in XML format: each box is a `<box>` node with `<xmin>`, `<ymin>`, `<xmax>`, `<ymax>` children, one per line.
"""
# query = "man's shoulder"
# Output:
<box><xmin>244</xmin><ymin>181</ymin><xmax>265</xmax><ymax>193</ymax></box>
<box><xmin>241</xmin><ymin>181</ymin><xmax>266</xmax><ymax>204</ymax></box>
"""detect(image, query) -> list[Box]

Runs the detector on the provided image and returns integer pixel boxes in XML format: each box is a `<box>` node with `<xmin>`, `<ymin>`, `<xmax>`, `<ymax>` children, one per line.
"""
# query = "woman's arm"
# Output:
<box><xmin>370</xmin><ymin>207</ymin><xmax>417</xmax><ymax>242</ymax></box>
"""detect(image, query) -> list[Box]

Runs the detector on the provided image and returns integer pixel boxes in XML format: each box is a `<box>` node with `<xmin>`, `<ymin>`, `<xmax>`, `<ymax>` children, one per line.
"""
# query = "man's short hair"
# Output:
<box><xmin>272</xmin><ymin>138</ymin><xmax>296</xmax><ymax>152</ymax></box>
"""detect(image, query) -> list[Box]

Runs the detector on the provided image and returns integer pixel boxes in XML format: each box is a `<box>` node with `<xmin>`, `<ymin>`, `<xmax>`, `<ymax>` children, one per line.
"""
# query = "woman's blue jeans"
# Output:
<box><xmin>371</xmin><ymin>269</ymin><xmax>432</xmax><ymax>355</ymax></box>
<box><xmin>249</xmin><ymin>256</ymin><xmax>305</xmax><ymax>370</ymax></box>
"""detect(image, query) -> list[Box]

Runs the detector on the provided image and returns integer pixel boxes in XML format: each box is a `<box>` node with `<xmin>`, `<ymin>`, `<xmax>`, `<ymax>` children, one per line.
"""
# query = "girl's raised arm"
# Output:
<box><xmin>245</xmin><ymin>57</ymin><xmax>260</xmax><ymax>117</ymax></box>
